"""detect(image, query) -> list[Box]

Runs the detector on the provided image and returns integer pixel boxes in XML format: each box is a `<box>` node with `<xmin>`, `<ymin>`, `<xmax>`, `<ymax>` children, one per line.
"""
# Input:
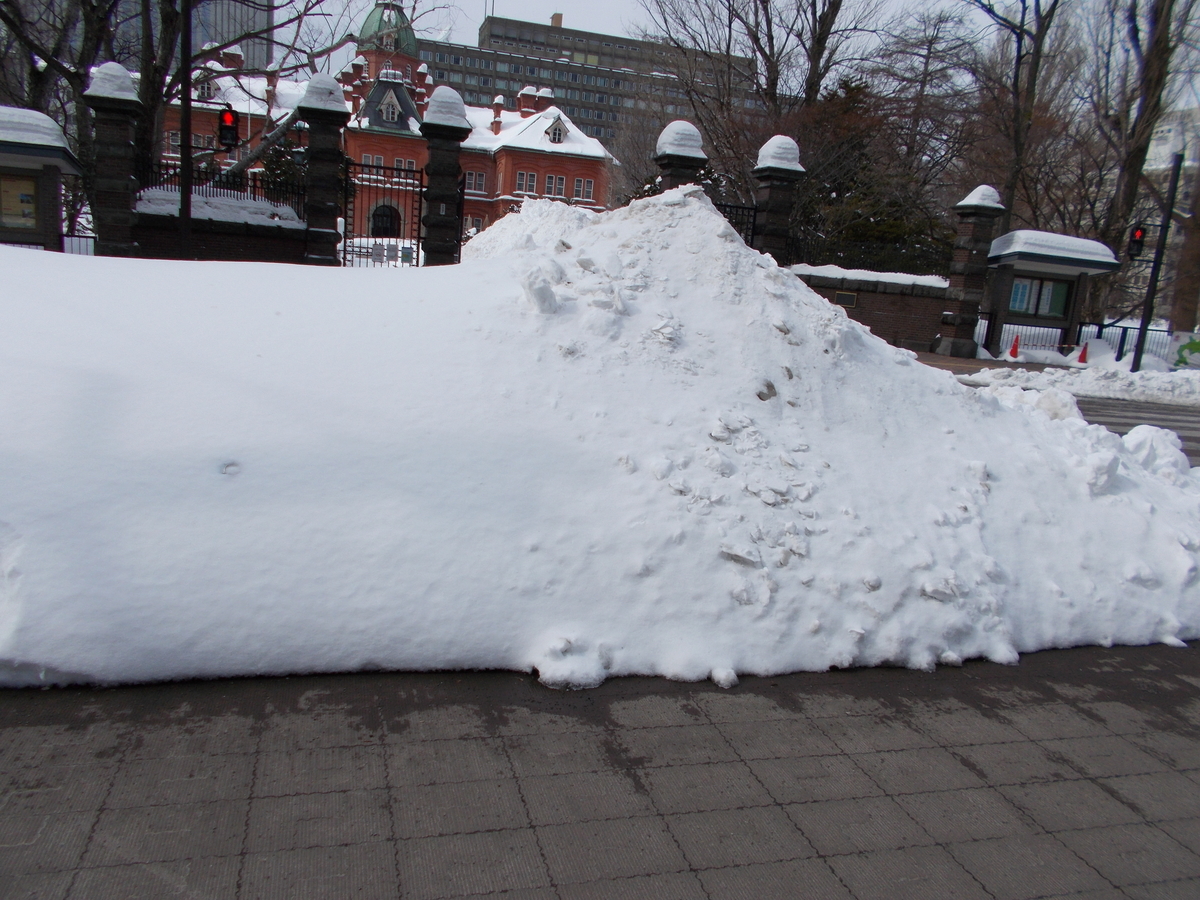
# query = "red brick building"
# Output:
<box><xmin>158</xmin><ymin>2</ymin><xmax>615</xmax><ymax>245</ymax></box>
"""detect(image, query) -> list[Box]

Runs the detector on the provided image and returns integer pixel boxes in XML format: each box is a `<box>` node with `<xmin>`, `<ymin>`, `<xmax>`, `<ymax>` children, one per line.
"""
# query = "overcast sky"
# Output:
<box><xmin>438</xmin><ymin>0</ymin><xmax>653</xmax><ymax>46</ymax></box>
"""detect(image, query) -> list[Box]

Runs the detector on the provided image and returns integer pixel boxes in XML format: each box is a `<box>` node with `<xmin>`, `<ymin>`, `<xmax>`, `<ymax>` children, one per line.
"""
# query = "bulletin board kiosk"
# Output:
<box><xmin>982</xmin><ymin>230</ymin><xmax>1121</xmax><ymax>357</ymax></box>
<box><xmin>0</xmin><ymin>106</ymin><xmax>82</xmax><ymax>252</ymax></box>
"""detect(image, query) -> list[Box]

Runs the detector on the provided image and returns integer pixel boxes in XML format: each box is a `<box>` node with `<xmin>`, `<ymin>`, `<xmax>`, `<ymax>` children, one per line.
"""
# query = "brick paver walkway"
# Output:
<box><xmin>3</xmin><ymin>643</ymin><xmax>1200</xmax><ymax>899</ymax></box>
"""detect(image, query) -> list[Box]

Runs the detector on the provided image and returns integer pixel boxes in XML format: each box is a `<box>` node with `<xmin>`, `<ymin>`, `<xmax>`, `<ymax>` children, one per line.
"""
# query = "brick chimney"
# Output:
<box><xmin>220</xmin><ymin>47</ymin><xmax>244</xmax><ymax>70</ymax></box>
<box><xmin>518</xmin><ymin>85</ymin><xmax>537</xmax><ymax>117</ymax></box>
<box><xmin>535</xmin><ymin>87</ymin><xmax>554</xmax><ymax>112</ymax></box>
<box><xmin>491</xmin><ymin>95</ymin><xmax>504</xmax><ymax>134</ymax></box>
<box><xmin>415</xmin><ymin>64</ymin><xmax>430</xmax><ymax>117</ymax></box>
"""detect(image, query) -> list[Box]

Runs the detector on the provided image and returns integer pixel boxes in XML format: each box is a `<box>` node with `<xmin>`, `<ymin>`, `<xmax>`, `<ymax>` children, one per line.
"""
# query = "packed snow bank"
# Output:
<box><xmin>135</xmin><ymin>187</ymin><xmax>304</xmax><ymax>227</ymax></box>
<box><xmin>791</xmin><ymin>264</ymin><xmax>948</xmax><ymax>290</ymax></box>
<box><xmin>2</xmin><ymin>187</ymin><xmax>1200</xmax><ymax>690</ymax></box>
<box><xmin>964</xmin><ymin>337</ymin><xmax>1199</xmax><ymax>406</ymax></box>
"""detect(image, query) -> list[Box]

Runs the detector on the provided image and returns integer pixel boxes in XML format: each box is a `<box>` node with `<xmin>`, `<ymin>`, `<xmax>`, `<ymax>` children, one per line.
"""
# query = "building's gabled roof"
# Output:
<box><xmin>355</xmin><ymin>75</ymin><xmax>422</xmax><ymax>134</ymax></box>
<box><xmin>461</xmin><ymin>105</ymin><xmax>615</xmax><ymax>161</ymax></box>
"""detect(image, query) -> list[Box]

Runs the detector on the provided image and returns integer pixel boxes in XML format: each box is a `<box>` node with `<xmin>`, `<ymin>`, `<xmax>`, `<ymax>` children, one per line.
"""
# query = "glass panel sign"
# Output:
<box><xmin>1</xmin><ymin>176</ymin><xmax>37</xmax><ymax>229</ymax></box>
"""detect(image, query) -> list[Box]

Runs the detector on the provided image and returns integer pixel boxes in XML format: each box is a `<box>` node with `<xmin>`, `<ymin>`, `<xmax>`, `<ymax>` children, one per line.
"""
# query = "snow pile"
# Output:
<box><xmin>135</xmin><ymin>187</ymin><xmax>304</xmax><ymax>227</ymax></box>
<box><xmin>424</xmin><ymin>85</ymin><xmax>471</xmax><ymax>130</ymax></box>
<box><xmin>85</xmin><ymin>62</ymin><xmax>139</xmax><ymax>102</ymax></box>
<box><xmin>655</xmin><ymin>120</ymin><xmax>706</xmax><ymax>159</ymax></box>
<box><xmin>957</xmin><ymin>185</ymin><xmax>1004</xmax><ymax>209</ymax></box>
<box><xmin>297</xmin><ymin>73</ymin><xmax>349</xmax><ymax>114</ymax></box>
<box><xmin>0</xmin><ymin>106</ymin><xmax>72</xmax><ymax>149</ymax></box>
<box><xmin>792</xmin><ymin>264</ymin><xmax>949</xmax><ymax>290</ymax></box>
<box><xmin>2</xmin><ymin>186</ymin><xmax>1200</xmax><ymax>690</ymax></box>
<box><xmin>963</xmin><ymin>362</ymin><xmax>1200</xmax><ymax>406</ymax></box>
<box><xmin>756</xmin><ymin>136</ymin><xmax>805</xmax><ymax>172</ymax></box>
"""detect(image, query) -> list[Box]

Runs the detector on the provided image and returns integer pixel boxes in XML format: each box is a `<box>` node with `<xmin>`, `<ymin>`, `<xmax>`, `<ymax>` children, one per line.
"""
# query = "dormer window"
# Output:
<box><xmin>383</xmin><ymin>36</ymin><xmax>395</xmax><ymax>51</ymax></box>
<box><xmin>380</xmin><ymin>90</ymin><xmax>401</xmax><ymax>123</ymax></box>
<box><xmin>196</xmin><ymin>80</ymin><xmax>215</xmax><ymax>100</ymax></box>
<box><xmin>548</xmin><ymin>123</ymin><xmax>565</xmax><ymax>143</ymax></box>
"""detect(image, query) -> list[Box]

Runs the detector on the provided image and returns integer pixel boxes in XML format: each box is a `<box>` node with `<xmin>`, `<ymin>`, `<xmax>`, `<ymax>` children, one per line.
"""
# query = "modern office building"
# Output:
<box><xmin>414</xmin><ymin>14</ymin><xmax>757</xmax><ymax>146</ymax></box>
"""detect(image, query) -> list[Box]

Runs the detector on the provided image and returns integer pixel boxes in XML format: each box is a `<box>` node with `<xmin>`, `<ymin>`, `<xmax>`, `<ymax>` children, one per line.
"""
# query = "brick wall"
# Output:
<box><xmin>133</xmin><ymin>215</ymin><xmax>308</xmax><ymax>263</ymax></box>
<box><xmin>795</xmin><ymin>272</ymin><xmax>976</xmax><ymax>354</ymax></box>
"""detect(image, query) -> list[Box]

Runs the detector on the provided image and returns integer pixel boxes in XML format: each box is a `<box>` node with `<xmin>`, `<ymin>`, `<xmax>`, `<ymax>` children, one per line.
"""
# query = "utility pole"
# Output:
<box><xmin>179</xmin><ymin>0</ymin><xmax>193</xmax><ymax>256</ymax></box>
<box><xmin>1131</xmin><ymin>152</ymin><xmax>1185</xmax><ymax>373</ymax></box>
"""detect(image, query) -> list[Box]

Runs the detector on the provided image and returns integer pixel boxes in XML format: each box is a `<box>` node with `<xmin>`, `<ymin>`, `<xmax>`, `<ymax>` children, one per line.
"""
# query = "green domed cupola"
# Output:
<box><xmin>356</xmin><ymin>1</ymin><xmax>418</xmax><ymax>57</ymax></box>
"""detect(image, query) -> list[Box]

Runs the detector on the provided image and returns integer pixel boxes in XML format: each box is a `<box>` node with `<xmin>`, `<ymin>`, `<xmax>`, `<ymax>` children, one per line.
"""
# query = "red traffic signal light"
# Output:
<box><xmin>1128</xmin><ymin>223</ymin><xmax>1146</xmax><ymax>259</ymax></box>
<box><xmin>217</xmin><ymin>106</ymin><xmax>240</xmax><ymax>151</ymax></box>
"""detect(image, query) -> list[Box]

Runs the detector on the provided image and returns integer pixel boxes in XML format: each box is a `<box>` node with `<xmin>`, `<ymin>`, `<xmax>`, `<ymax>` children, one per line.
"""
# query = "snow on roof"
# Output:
<box><xmin>493</xmin><ymin>95</ymin><xmax>504</xmax><ymax>105</ymax></box>
<box><xmin>956</xmin><ymin>185</ymin><xmax>1004</xmax><ymax>210</ymax></box>
<box><xmin>791</xmin><ymin>264</ymin><xmax>948</xmax><ymax>290</ymax></box>
<box><xmin>0</xmin><ymin>105</ymin><xmax>72</xmax><ymax>150</ymax></box>
<box><xmin>536</xmin><ymin>87</ymin><xmax>553</xmax><ymax>98</ymax></box>
<box><xmin>424</xmin><ymin>85</ymin><xmax>471</xmax><ymax>130</ymax></box>
<box><xmin>518</xmin><ymin>85</ymin><xmax>537</xmax><ymax>96</ymax></box>
<box><xmin>990</xmin><ymin>230</ymin><xmax>1118</xmax><ymax>268</ymax></box>
<box><xmin>655</xmin><ymin>120</ymin><xmax>706</xmax><ymax>159</ymax></box>
<box><xmin>85</xmin><ymin>62</ymin><xmax>140</xmax><ymax>103</ymax></box>
<box><xmin>298</xmin><ymin>73</ymin><xmax>350</xmax><ymax>114</ymax></box>
<box><xmin>756</xmin><ymin>135</ymin><xmax>804</xmax><ymax>172</ymax></box>
<box><xmin>461</xmin><ymin>105</ymin><xmax>615</xmax><ymax>161</ymax></box>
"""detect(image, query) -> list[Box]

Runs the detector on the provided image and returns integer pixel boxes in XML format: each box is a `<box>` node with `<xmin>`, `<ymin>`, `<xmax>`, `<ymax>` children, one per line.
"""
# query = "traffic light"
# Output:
<box><xmin>217</xmin><ymin>106</ymin><xmax>240</xmax><ymax>151</ymax></box>
<box><xmin>1128</xmin><ymin>223</ymin><xmax>1146</xmax><ymax>259</ymax></box>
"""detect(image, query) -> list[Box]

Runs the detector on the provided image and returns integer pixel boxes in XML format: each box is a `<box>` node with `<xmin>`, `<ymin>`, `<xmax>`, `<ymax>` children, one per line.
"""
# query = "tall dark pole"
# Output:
<box><xmin>1131</xmin><ymin>152</ymin><xmax>1184</xmax><ymax>373</ymax></box>
<box><xmin>179</xmin><ymin>0</ymin><xmax>192</xmax><ymax>256</ymax></box>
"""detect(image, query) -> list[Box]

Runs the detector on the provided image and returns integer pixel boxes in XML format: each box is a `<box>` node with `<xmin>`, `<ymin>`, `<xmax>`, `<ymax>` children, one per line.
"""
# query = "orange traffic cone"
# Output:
<box><xmin>1077</xmin><ymin>341</ymin><xmax>1088</xmax><ymax>364</ymax></box>
<box><xmin>1008</xmin><ymin>334</ymin><xmax>1020</xmax><ymax>359</ymax></box>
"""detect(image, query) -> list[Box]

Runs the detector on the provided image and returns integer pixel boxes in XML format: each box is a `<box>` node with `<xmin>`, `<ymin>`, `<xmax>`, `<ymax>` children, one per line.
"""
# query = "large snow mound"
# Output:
<box><xmin>2</xmin><ymin>187</ymin><xmax>1199</xmax><ymax>689</ymax></box>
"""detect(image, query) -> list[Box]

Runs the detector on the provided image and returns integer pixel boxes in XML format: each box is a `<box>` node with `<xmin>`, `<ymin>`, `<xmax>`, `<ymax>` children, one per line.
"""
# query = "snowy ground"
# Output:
<box><xmin>2</xmin><ymin>187</ymin><xmax>1199</xmax><ymax>689</ymax></box>
<box><xmin>964</xmin><ymin>339</ymin><xmax>1200</xmax><ymax>407</ymax></box>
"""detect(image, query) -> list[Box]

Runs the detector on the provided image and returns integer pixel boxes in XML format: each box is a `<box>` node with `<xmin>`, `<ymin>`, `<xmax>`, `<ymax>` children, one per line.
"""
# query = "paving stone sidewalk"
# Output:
<box><xmin>3</xmin><ymin>643</ymin><xmax>1200</xmax><ymax>900</ymax></box>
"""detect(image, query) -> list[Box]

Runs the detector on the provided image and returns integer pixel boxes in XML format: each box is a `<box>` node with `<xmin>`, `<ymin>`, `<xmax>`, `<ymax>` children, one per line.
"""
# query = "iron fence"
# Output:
<box><xmin>973</xmin><ymin>317</ymin><xmax>1173</xmax><ymax>362</ymax></box>
<box><xmin>342</xmin><ymin>162</ymin><xmax>424</xmax><ymax>267</ymax></box>
<box><xmin>713</xmin><ymin>202</ymin><xmax>757</xmax><ymax>247</ymax></box>
<box><xmin>137</xmin><ymin>160</ymin><xmax>306</xmax><ymax>220</ymax></box>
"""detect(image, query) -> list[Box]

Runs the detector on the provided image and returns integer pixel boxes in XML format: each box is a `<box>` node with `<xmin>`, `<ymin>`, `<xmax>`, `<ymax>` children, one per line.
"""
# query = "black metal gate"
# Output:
<box><xmin>342</xmin><ymin>161</ymin><xmax>424</xmax><ymax>267</ymax></box>
<box><xmin>713</xmin><ymin>202</ymin><xmax>757</xmax><ymax>247</ymax></box>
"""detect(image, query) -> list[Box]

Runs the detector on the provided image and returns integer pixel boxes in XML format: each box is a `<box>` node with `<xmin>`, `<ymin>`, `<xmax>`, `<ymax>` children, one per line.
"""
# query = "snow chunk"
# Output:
<box><xmin>298</xmin><ymin>73</ymin><xmax>349</xmax><ymax>114</ymax></box>
<box><xmin>0</xmin><ymin>106</ymin><xmax>71</xmax><ymax>149</ymax></box>
<box><xmin>956</xmin><ymin>185</ymin><xmax>1004</xmax><ymax>209</ymax></box>
<box><xmin>756</xmin><ymin>135</ymin><xmax>805</xmax><ymax>172</ymax></box>
<box><xmin>655</xmin><ymin>120</ymin><xmax>706</xmax><ymax>159</ymax></box>
<box><xmin>84</xmin><ymin>62</ymin><xmax>139</xmax><ymax>103</ymax></box>
<box><xmin>424</xmin><ymin>85</ymin><xmax>470</xmax><ymax>130</ymax></box>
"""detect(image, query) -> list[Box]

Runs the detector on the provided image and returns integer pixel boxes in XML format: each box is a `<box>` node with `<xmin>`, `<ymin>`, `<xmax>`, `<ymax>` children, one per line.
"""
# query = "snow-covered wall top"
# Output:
<box><xmin>297</xmin><ymin>74</ymin><xmax>349</xmax><ymax>114</ymax></box>
<box><xmin>424</xmin><ymin>85</ymin><xmax>471</xmax><ymax>130</ymax></box>
<box><xmin>990</xmin><ymin>230</ymin><xmax>1118</xmax><ymax>267</ymax></box>
<box><xmin>0</xmin><ymin>105</ymin><xmax>71</xmax><ymax>150</ymax></box>
<box><xmin>956</xmin><ymin>185</ymin><xmax>1004</xmax><ymax>210</ymax></box>
<box><xmin>84</xmin><ymin>62</ymin><xmax>139</xmax><ymax>103</ymax></box>
<box><xmin>655</xmin><ymin>120</ymin><xmax>707</xmax><ymax>160</ymax></box>
<box><xmin>756</xmin><ymin>135</ymin><xmax>805</xmax><ymax>172</ymax></box>
<box><xmin>791</xmin><ymin>263</ymin><xmax>949</xmax><ymax>290</ymax></box>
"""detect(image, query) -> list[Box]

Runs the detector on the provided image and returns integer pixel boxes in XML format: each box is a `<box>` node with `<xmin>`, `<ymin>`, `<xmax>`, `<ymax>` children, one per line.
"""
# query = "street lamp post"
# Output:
<box><xmin>1131</xmin><ymin>152</ymin><xmax>1184</xmax><ymax>373</ymax></box>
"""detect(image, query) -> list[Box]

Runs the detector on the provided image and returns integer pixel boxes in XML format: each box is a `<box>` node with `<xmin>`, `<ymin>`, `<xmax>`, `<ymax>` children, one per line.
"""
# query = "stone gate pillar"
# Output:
<box><xmin>420</xmin><ymin>86</ymin><xmax>473</xmax><ymax>267</ymax></box>
<box><xmin>942</xmin><ymin>186</ymin><xmax>1005</xmax><ymax>358</ymax></box>
<box><xmin>653</xmin><ymin>121</ymin><xmax>707</xmax><ymax>190</ymax></box>
<box><xmin>84</xmin><ymin>62</ymin><xmax>143</xmax><ymax>257</ymax></box>
<box><xmin>297</xmin><ymin>74</ymin><xmax>351</xmax><ymax>266</ymax></box>
<box><xmin>751</xmin><ymin>135</ymin><xmax>805</xmax><ymax>266</ymax></box>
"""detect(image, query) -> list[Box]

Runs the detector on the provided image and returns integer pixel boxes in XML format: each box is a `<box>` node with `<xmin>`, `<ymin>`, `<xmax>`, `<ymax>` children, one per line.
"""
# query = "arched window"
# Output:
<box><xmin>371</xmin><ymin>205</ymin><xmax>401</xmax><ymax>237</ymax></box>
<box><xmin>381</xmin><ymin>102</ymin><xmax>399</xmax><ymax>123</ymax></box>
<box><xmin>549</xmin><ymin>125</ymin><xmax>565</xmax><ymax>143</ymax></box>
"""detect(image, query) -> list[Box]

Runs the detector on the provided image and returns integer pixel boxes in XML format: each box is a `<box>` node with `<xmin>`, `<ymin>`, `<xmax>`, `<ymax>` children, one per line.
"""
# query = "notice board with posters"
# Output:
<box><xmin>0</xmin><ymin>175</ymin><xmax>38</xmax><ymax>229</ymax></box>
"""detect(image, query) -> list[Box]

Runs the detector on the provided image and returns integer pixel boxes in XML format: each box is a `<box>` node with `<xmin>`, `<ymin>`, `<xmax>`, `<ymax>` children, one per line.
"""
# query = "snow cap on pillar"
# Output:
<box><xmin>299</xmin><ymin>73</ymin><xmax>350</xmax><ymax>113</ymax></box>
<box><xmin>955</xmin><ymin>185</ymin><xmax>1004</xmax><ymax>210</ymax></box>
<box><xmin>655</xmin><ymin>120</ymin><xmax>706</xmax><ymax>159</ymax></box>
<box><xmin>85</xmin><ymin>62</ymin><xmax>139</xmax><ymax>102</ymax></box>
<box><xmin>755</xmin><ymin>135</ymin><xmax>804</xmax><ymax>172</ymax></box>
<box><xmin>424</xmin><ymin>85</ymin><xmax>471</xmax><ymax>130</ymax></box>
